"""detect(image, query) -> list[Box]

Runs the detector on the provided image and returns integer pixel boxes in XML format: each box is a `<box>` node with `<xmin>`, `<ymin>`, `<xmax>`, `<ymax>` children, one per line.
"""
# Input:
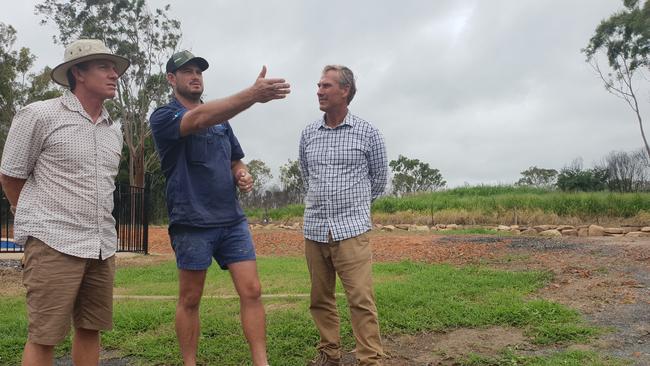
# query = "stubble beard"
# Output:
<box><xmin>176</xmin><ymin>85</ymin><xmax>203</xmax><ymax>103</ymax></box>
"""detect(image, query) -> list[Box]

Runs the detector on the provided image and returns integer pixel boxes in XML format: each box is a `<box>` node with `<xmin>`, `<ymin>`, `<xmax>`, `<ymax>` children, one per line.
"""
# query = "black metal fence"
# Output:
<box><xmin>0</xmin><ymin>195</ymin><xmax>18</xmax><ymax>253</ymax></box>
<box><xmin>0</xmin><ymin>180</ymin><xmax>149</xmax><ymax>254</ymax></box>
<box><xmin>113</xmin><ymin>179</ymin><xmax>150</xmax><ymax>254</ymax></box>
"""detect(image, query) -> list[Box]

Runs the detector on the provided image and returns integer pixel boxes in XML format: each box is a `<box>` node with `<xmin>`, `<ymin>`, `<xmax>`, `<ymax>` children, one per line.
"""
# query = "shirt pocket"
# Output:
<box><xmin>334</xmin><ymin>140</ymin><xmax>367</xmax><ymax>165</ymax></box>
<box><xmin>187</xmin><ymin>129</ymin><xmax>213</xmax><ymax>164</ymax></box>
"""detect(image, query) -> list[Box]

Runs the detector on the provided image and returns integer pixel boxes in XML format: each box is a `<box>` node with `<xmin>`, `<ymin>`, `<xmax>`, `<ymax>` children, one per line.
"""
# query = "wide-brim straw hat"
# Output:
<box><xmin>50</xmin><ymin>39</ymin><xmax>130</xmax><ymax>87</ymax></box>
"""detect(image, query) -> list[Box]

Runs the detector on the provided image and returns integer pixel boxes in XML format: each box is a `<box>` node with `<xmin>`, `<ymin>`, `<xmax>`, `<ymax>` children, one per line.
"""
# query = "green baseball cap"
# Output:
<box><xmin>166</xmin><ymin>50</ymin><xmax>209</xmax><ymax>73</ymax></box>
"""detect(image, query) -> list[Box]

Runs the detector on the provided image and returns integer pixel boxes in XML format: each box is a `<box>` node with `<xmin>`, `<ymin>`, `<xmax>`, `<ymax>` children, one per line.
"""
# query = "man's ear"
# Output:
<box><xmin>341</xmin><ymin>85</ymin><xmax>351</xmax><ymax>99</ymax></box>
<box><xmin>166</xmin><ymin>72</ymin><xmax>176</xmax><ymax>85</ymax></box>
<box><xmin>71</xmin><ymin>66</ymin><xmax>84</xmax><ymax>84</ymax></box>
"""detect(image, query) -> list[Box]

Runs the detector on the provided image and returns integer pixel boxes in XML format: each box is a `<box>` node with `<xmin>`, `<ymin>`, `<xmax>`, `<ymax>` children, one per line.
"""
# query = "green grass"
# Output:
<box><xmin>0</xmin><ymin>258</ymin><xmax>608</xmax><ymax>365</ymax></box>
<box><xmin>244</xmin><ymin>185</ymin><xmax>650</xmax><ymax>222</ymax></box>
<box><xmin>374</xmin><ymin>186</ymin><xmax>650</xmax><ymax>218</ymax></box>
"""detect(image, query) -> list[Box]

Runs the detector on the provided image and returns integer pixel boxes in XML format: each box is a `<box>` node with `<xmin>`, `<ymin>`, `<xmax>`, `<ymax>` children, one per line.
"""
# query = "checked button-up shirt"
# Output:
<box><xmin>299</xmin><ymin>112</ymin><xmax>388</xmax><ymax>243</ymax></box>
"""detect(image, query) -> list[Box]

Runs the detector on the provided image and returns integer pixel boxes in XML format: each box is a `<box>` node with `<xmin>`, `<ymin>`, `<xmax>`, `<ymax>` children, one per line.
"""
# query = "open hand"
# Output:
<box><xmin>252</xmin><ymin>65</ymin><xmax>291</xmax><ymax>103</ymax></box>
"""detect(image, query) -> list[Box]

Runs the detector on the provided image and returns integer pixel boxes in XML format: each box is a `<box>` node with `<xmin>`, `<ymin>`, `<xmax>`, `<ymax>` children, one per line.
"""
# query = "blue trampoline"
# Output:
<box><xmin>0</xmin><ymin>240</ymin><xmax>19</xmax><ymax>250</ymax></box>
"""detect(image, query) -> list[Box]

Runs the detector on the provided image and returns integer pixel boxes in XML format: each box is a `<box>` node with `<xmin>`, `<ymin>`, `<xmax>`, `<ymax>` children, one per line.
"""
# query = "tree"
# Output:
<box><xmin>597</xmin><ymin>148</ymin><xmax>650</xmax><ymax>192</ymax></box>
<box><xmin>556</xmin><ymin>158</ymin><xmax>608</xmax><ymax>192</ymax></box>
<box><xmin>279</xmin><ymin>159</ymin><xmax>304</xmax><ymax>204</ymax></box>
<box><xmin>248</xmin><ymin>159</ymin><xmax>273</xmax><ymax>194</ymax></box>
<box><xmin>583</xmin><ymin>0</ymin><xmax>650</xmax><ymax>158</ymax></box>
<box><xmin>0</xmin><ymin>22</ymin><xmax>59</xmax><ymax>153</ymax></box>
<box><xmin>240</xmin><ymin>159</ymin><xmax>273</xmax><ymax>208</ymax></box>
<box><xmin>389</xmin><ymin>155</ymin><xmax>446</xmax><ymax>196</ymax></box>
<box><xmin>515</xmin><ymin>166</ymin><xmax>558</xmax><ymax>189</ymax></box>
<box><xmin>36</xmin><ymin>0</ymin><xmax>182</xmax><ymax>187</ymax></box>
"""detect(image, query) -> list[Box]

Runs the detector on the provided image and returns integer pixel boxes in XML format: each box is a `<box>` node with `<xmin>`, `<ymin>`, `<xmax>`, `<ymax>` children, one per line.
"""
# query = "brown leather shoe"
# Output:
<box><xmin>308</xmin><ymin>351</ymin><xmax>341</xmax><ymax>366</ymax></box>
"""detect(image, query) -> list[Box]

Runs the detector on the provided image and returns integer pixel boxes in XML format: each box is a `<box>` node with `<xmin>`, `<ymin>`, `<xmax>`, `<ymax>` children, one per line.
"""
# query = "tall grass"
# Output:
<box><xmin>245</xmin><ymin>185</ymin><xmax>650</xmax><ymax>225</ymax></box>
<box><xmin>372</xmin><ymin>186</ymin><xmax>650</xmax><ymax>217</ymax></box>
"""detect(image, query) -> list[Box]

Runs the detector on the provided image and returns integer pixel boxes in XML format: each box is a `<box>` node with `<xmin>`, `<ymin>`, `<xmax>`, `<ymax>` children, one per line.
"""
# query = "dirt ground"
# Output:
<box><xmin>147</xmin><ymin>226</ymin><xmax>650</xmax><ymax>366</ymax></box>
<box><xmin>2</xmin><ymin>227</ymin><xmax>650</xmax><ymax>365</ymax></box>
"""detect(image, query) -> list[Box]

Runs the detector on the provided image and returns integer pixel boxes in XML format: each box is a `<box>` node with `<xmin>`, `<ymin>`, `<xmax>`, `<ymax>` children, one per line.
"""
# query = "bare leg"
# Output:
<box><xmin>228</xmin><ymin>260</ymin><xmax>268</xmax><ymax>366</ymax></box>
<box><xmin>71</xmin><ymin>327</ymin><xmax>100</xmax><ymax>366</ymax></box>
<box><xmin>22</xmin><ymin>342</ymin><xmax>55</xmax><ymax>366</ymax></box>
<box><xmin>176</xmin><ymin>269</ymin><xmax>207</xmax><ymax>366</ymax></box>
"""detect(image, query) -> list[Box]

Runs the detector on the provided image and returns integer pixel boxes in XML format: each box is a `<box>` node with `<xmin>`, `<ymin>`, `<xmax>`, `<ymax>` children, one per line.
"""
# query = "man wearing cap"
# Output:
<box><xmin>0</xmin><ymin>39</ymin><xmax>129</xmax><ymax>365</ymax></box>
<box><xmin>149</xmin><ymin>50</ymin><xmax>290</xmax><ymax>366</ymax></box>
<box><xmin>299</xmin><ymin>65</ymin><xmax>388</xmax><ymax>366</ymax></box>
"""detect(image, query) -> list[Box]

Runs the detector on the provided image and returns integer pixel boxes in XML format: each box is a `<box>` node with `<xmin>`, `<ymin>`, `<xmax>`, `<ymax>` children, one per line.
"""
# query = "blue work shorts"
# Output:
<box><xmin>169</xmin><ymin>220</ymin><xmax>256</xmax><ymax>270</ymax></box>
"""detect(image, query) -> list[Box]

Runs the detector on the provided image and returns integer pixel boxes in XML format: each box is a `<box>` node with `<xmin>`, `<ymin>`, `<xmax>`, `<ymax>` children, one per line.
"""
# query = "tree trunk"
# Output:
<box><xmin>132</xmin><ymin>141</ymin><xmax>145</xmax><ymax>188</ymax></box>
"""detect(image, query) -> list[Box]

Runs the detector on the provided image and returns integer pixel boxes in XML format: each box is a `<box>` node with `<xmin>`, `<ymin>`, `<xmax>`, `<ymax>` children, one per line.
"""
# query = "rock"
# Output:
<box><xmin>446</xmin><ymin>224</ymin><xmax>459</xmax><ymax>230</ymax></box>
<box><xmin>621</xmin><ymin>226</ymin><xmax>640</xmax><ymax>233</ymax></box>
<box><xmin>382</xmin><ymin>225</ymin><xmax>396</xmax><ymax>232</ymax></box>
<box><xmin>510</xmin><ymin>225</ymin><xmax>520</xmax><ymax>230</ymax></box>
<box><xmin>539</xmin><ymin>229</ymin><xmax>562</xmax><ymax>237</ymax></box>
<box><xmin>604</xmin><ymin>233</ymin><xmax>625</xmax><ymax>237</ymax></box>
<box><xmin>578</xmin><ymin>228</ymin><xmax>589</xmax><ymax>237</ymax></box>
<box><xmin>556</xmin><ymin>225</ymin><xmax>575</xmax><ymax>231</ymax></box>
<box><xmin>561</xmin><ymin>229</ymin><xmax>578</xmax><ymax>236</ymax></box>
<box><xmin>395</xmin><ymin>224</ymin><xmax>410</xmax><ymax>230</ymax></box>
<box><xmin>534</xmin><ymin>225</ymin><xmax>556</xmax><ymax>232</ymax></box>
<box><xmin>604</xmin><ymin>227</ymin><xmax>624</xmax><ymax>234</ymax></box>
<box><xmin>521</xmin><ymin>228</ymin><xmax>538</xmax><ymax>236</ymax></box>
<box><xmin>413</xmin><ymin>225</ymin><xmax>430</xmax><ymax>232</ymax></box>
<box><xmin>510</xmin><ymin>229</ymin><xmax>521</xmax><ymax>235</ymax></box>
<box><xmin>625</xmin><ymin>231</ymin><xmax>644</xmax><ymax>237</ymax></box>
<box><xmin>588</xmin><ymin>225</ymin><xmax>605</xmax><ymax>236</ymax></box>
<box><xmin>497</xmin><ymin>225</ymin><xmax>510</xmax><ymax>231</ymax></box>
<box><xmin>641</xmin><ymin>227</ymin><xmax>650</xmax><ymax>233</ymax></box>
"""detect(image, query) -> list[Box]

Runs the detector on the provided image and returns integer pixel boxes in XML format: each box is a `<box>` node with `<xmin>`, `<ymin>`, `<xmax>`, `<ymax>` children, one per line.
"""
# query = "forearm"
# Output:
<box><xmin>181</xmin><ymin>88</ymin><xmax>255</xmax><ymax>136</ymax></box>
<box><xmin>231</xmin><ymin>160</ymin><xmax>248</xmax><ymax>177</ymax></box>
<box><xmin>0</xmin><ymin>174</ymin><xmax>27</xmax><ymax>207</ymax></box>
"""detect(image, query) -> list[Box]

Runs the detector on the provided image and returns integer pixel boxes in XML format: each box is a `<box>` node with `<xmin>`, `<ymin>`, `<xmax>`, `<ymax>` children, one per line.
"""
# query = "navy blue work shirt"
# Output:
<box><xmin>149</xmin><ymin>98</ymin><xmax>246</xmax><ymax>228</ymax></box>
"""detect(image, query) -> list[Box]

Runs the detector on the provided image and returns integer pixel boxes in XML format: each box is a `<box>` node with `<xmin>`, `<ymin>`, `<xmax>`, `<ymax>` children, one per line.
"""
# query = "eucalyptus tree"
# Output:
<box><xmin>583</xmin><ymin>0</ymin><xmax>650</xmax><ymax>158</ymax></box>
<box><xmin>0</xmin><ymin>22</ymin><xmax>59</xmax><ymax>153</ymax></box>
<box><xmin>389</xmin><ymin>155</ymin><xmax>446</xmax><ymax>196</ymax></box>
<box><xmin>36</xmin><ymin>0</ymin><xmax>182</xmax><ymax>187</ymax></box>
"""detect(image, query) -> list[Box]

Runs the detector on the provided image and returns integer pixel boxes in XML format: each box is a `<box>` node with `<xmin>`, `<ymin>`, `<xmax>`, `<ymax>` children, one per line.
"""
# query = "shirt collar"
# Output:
<box><xmin>319</xmin><ymin>110</ymin><xmax>354</xmax><ymax>130</ymax></box>
<box><xmin>61</xmin><ymin>90</ymin><xmax>113</xmax><ymax>125</ymax></box>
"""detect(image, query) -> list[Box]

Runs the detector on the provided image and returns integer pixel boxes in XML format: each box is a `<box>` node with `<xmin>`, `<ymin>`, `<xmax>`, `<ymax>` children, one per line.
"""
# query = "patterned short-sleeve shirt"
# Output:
<box><xmin>0</xmin><ymin>90</ymin><xmax>123</xmax><ymax>259</ymax></box>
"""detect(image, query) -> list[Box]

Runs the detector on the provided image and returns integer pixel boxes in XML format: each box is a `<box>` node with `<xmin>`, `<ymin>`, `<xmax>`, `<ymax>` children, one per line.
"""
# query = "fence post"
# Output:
<box><xmin>143</xmin><ymin>174</ymin><xmax>150</xmax><ymax>255</ymax></box>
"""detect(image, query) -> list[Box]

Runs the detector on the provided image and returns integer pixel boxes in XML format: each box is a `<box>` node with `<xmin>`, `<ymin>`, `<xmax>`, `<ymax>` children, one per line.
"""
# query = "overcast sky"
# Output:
<box><xmin>3</xmin><ymin>0</ymin><xmax>647</xmax><ymax>187</ymax></box>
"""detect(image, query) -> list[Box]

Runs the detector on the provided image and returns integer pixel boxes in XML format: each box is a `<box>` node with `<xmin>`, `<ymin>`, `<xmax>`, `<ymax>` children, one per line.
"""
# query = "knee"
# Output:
<box><xmin>178</xmin><ymin>293</ymin><xmax>202</xmax><ymax>310</ymax></box>
<box><xmin>238</xmin><ymin>281</ymin><xmax>262</xmax><ymax>302</ymax></box>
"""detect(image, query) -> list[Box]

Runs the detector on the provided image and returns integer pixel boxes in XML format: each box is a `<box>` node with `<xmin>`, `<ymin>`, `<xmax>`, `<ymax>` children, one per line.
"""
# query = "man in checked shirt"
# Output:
<box><xmin>299</xmin><ymin>65</ymin><xmax>388</xmax><ymax>366</ymax></box>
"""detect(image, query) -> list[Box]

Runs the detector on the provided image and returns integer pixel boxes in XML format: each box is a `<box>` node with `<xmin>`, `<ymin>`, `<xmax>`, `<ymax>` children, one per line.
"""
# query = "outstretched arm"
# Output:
<box><xmin>180</xmin><ymin>66</ymin><xmax>290</xmax><ymax>136</ymax></box>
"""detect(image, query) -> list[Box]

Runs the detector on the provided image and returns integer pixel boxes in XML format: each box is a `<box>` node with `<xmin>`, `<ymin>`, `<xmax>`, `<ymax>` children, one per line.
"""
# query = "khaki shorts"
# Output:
<box><xmin>22</xmin><ymin>237</ymin><xmax>115</xmax><ymax>345</ymax></box>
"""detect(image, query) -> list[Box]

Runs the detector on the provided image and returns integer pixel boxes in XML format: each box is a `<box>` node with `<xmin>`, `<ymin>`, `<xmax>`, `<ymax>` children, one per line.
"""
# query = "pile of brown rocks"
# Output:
<box><xmin>375</xmin><ymin>224</ymin><xmax>650</xmax><ymax>237</ymax></box>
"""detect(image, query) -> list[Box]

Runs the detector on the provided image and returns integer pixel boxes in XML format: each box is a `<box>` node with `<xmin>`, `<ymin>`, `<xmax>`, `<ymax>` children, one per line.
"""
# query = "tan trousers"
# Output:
<box><xmin>305</xmin><ymin>232</ymin><xmax>383</xmax><ymax>366</ymax></box>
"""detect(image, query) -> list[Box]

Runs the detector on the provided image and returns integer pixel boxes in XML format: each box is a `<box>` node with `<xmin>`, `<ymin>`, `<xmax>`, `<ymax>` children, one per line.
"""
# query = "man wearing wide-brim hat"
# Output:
<box><xmin>0</xmin><ymin>39</ymin><xmax>129</xmax><ymax>365</ymax></box>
